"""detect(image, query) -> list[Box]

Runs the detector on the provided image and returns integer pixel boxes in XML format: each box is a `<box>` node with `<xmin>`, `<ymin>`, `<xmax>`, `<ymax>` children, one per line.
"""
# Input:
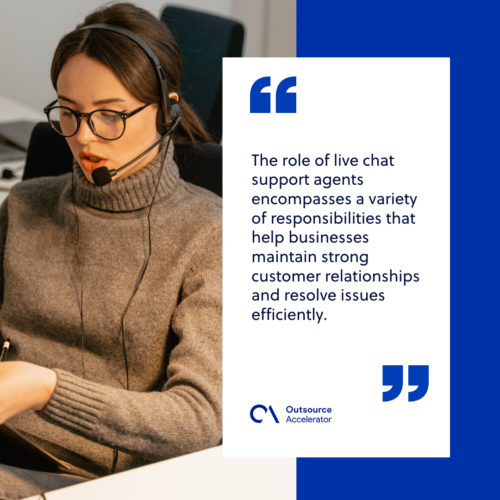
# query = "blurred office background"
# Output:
<box><xmin>0</xmin><ymin>0</ymin><xmax>296</xmax><ymax>111</ymax></box>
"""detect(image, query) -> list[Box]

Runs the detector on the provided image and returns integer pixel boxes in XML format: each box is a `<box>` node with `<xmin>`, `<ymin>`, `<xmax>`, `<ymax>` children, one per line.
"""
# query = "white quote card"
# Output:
<box><xmin>223</xmin><ymin>58</ymin><xmax>449</xmax><ymax>458</ymax></box>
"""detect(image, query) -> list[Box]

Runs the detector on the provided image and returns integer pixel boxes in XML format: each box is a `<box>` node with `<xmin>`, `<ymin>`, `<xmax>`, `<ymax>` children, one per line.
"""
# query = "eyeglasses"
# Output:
<box><xmin>43</xmin><ymin>100</ymin><xmax>151</xmax><ymax>140</ymax></box>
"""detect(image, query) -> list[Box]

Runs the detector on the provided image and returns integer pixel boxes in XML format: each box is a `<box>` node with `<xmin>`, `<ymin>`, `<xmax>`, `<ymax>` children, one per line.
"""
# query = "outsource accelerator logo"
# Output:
<box><xmin>250</xmin><ymin>405</ymin><xmax>333</xmax><ymax>424</ymax></box>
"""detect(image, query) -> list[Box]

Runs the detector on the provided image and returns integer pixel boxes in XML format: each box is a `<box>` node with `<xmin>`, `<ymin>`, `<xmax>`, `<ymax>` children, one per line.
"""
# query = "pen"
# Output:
<box><xmin>0</xmin><ymin>338</ymin><xmax>10</xmax><ymax>362</ymax></box>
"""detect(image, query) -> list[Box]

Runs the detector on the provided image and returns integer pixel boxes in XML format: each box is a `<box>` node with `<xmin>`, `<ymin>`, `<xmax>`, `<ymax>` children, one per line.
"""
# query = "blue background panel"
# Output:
<box><xmin>296</xmin><ymin>1</ymin><xmax>500</xmax><ymax>498</ymax></box>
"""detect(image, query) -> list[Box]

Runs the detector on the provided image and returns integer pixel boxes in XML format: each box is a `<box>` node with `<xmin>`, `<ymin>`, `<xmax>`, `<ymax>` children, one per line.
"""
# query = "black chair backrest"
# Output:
<box><xmin>161</xmin><ymin>6</ymin><xmax>244</xmax><ymax>143</ymax></box>
<box><xmin>23</xmin><ymin>123</ymin><xmax>222</xmax><ymax>198</ymax></box>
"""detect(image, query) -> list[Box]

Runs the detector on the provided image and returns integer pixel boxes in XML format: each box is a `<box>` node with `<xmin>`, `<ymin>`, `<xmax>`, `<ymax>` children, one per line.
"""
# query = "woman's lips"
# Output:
<box><xmin>79</xmin><ymin>152</ymin><xmax>108</xmax><ymax>172</ymax></box>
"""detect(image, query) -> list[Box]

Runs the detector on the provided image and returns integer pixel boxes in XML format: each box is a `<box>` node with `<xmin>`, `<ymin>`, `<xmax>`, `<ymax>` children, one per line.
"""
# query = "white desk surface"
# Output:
<box><xmin>25</xmin><ymin>446</ymin><xmax>295</xmax><ymax>500</ymax></box>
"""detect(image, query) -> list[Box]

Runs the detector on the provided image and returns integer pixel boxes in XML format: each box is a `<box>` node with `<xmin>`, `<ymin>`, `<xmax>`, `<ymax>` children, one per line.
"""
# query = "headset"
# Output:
<box><xmin>80</xmin><ymin>23</ymin><xmax>182</xmax><ymax>186</ymax></box>
<box><xmin>72</xmin><ymin>23</ymin><xmax>182</xmax><ymax>474</ymax></box>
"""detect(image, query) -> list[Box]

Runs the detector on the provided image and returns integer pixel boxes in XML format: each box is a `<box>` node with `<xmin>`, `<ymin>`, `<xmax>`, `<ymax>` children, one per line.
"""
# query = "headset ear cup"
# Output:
<box><xmin>156</xmin><ymin>108</ymin><xmax>167</xmax><ymax>135</ymax></box>
<box><xmin>169</xmin><ymin>98</ymin><xmax>181</xmax><ymax>120</ymax></box>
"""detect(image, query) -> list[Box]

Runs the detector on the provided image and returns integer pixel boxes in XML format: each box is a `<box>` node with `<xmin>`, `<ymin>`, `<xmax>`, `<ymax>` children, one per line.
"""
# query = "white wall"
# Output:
<box><xmin>232</xmin><ymin>0</ymin><xmax>268</xmax><ymax>57</ymax></box>
<box><xmin>232</xmin><ymin>0</ymin><xmax>296</xmax><ymax>57</ymax></box>
<box><xmin>0</xmin><ymin>0</ymin><xmax>295</xmax><ymax>112</ymax></box>
<box><xmin>267</xmin><ymin>0</ymin><xmax>296</xmax><ymax>57</ymax></box>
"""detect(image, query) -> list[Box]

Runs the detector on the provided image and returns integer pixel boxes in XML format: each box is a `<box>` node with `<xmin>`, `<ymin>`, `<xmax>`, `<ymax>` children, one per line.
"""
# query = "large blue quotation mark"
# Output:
<box><xmin>250</xmin><ymin>76</ymin><xmax>297</xmax><ymax>113</ymax></box>
<box><xmin>250</xmin><ymin>76</ymin><xmax>271</xmax><ymax>113</ymax></box>
<box><xmin>383</xmin><ymin>365</ymin><xmax>429</xmax><ymax>402</ymax></box>
<box><xmin>382</xmin><ymin>365</ymin><xmax>403</xmax><ymax>402</ymax></box>
<box><xmin>408</xmin><ymin>365</ymin><xmax>429</xmax><ymax>402</ymax></box>
<box><xmin>276</xmin><ymin>76</ymin><xmax>297</xmax><ymax>113</ymax></box>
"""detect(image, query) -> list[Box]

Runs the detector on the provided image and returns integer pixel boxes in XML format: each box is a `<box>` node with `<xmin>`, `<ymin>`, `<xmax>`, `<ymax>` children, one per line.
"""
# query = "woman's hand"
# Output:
<box><xmin>0</xmin><ymin>361</ymin><xmax>57</xmax><ymax>425</ymax></box>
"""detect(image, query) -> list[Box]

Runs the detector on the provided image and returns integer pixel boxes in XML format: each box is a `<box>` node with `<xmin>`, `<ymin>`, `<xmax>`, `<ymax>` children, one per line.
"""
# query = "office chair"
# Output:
<box><xmin>23</xmin><ymin>123</ymin><xmax>222</xmax><ymax>197</ymax></box>
<box><xmin>161</xmin><ymin>6</ymin><xmax>244</xmax><ymax>143</ymax></box>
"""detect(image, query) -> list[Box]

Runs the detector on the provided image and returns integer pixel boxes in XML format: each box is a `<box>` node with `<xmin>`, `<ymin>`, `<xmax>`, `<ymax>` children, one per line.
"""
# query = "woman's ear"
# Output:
<box><xmin>157</xmin><ymin>93</ymin><xmax>181</xmax><ymax>134</ymax></box>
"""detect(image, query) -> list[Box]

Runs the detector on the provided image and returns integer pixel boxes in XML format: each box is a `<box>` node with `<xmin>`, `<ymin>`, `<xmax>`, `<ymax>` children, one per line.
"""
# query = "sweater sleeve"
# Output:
<box><xmin>40</xmin><ymin>224</ymin><xmax>222</xmax><ymax>461</ymax></box>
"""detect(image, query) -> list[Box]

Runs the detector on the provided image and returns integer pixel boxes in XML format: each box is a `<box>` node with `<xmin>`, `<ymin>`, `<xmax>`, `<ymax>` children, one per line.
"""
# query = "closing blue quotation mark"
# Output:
<box><xmin>408</xmin><ymin>365</ymin><xmax>429</xmax><ymax>402</ymax></box>
<box><xmin>382</xmin><ymin>365</ymin><xmax>429</xmax><ymax>402</ymax></box>
<box><xmin>382</xmin><ymin>365</ymin><xmax>404</xmax><ymax>402</ymax></box>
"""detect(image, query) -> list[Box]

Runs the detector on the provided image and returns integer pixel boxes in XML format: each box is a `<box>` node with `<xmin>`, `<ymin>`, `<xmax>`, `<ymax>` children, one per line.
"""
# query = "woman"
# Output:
<box><xmin>0</xmin><ymin>3</ymin><xmax>222</xmax><ymax>498</ymax></box>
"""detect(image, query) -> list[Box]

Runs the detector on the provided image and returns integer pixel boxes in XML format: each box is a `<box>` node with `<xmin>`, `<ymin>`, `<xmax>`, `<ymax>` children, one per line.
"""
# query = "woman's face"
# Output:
<box><xmin>57</xmin><ymin>54</ymin><xmax>175</xmax><ymax>184</ymax></box>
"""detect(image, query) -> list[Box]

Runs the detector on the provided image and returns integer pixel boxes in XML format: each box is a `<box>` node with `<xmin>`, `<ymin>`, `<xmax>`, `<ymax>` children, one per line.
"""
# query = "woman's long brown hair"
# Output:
<box><xmin>51</xmin><ymin>2</ymin><xmax>212</xmax><ymax>144</ymax></box>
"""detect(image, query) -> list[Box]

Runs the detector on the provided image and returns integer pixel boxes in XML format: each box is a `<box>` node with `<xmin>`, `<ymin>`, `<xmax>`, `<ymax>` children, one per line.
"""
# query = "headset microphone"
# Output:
<box><xmin>91</xmin><ymin>101</ymin><xmax>181</xmax><ymax>186</ymax></box>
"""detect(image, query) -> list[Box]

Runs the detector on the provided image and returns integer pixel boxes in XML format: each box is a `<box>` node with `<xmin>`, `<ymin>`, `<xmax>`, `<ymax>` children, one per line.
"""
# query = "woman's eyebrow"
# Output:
<box><xmin>57</xmin><ymin>95</ymin><xmax>126</xmax><ymax>106</ymax></box>
<box><xmin>93</xmin><ymin>97</ymin><xmax>127</xmax><ymax>106</ymax></box>
<box><xmin>57</xmin><ymin>95</ymin><xmax>77</xmax><ymax>104</ymax></box>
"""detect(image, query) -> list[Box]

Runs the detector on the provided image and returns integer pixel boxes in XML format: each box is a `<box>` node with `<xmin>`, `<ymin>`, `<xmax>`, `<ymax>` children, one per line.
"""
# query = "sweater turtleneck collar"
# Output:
<box><xmin>73</xmin><ymin>138</ymin><xmax>179</xmax><ymax>212</ymax></box>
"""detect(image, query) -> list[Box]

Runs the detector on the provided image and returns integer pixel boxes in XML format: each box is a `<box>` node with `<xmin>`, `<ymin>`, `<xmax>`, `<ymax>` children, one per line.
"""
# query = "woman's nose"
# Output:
<box><xmin>75</xmin><ymin>116</ymin><xmax>99</xmax><ymax>144</ymax></box>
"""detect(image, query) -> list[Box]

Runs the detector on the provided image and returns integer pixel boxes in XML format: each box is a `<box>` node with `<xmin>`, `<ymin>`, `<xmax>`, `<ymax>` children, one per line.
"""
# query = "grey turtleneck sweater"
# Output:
<box><xmin>0</xmin><ymin>140</ymin><xmax>222</xmax><ymax>478</ymax></box>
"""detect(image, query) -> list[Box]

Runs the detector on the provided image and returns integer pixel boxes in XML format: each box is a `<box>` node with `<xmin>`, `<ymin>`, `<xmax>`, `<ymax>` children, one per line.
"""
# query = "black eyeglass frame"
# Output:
<box><xmin>43</xmin><ymin>100</ymin><xmax>151</xmax><ymax>140</ymax></box>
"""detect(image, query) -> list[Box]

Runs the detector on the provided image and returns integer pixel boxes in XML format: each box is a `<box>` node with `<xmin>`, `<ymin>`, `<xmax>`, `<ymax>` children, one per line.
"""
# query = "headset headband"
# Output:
<box><xmin>81</xmin><ymin>23</ymin><xmax>172</xmax><ymax>129</ymax></box>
